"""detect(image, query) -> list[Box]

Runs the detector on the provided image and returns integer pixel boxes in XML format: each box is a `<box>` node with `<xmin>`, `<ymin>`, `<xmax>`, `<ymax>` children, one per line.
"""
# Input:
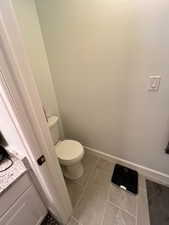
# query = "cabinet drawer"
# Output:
<box><xmin>0</xmin><ymin>185</ymin><xmax>47</xmax><ymax>225</ymax></box>
<box><xmin>0</xmin><ymin>173</ymin><xmax>31</xmax><ymax>217</ymax></box>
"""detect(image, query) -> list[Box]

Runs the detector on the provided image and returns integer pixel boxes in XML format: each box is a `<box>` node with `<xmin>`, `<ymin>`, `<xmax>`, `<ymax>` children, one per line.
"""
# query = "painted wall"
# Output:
<box><xmin>36</xmin><ymin>0</ymin><xmax>169</xmax><ymax>174</ymax></box>
<box><xmin>0</xmin><ymin>94</ymin><xmax>25</xmax><ymax>155</ymax></box>
<box><xmin>12</xmin><ymin>0</ymin><xmax>60</xmax><ymax>118</ymax></box>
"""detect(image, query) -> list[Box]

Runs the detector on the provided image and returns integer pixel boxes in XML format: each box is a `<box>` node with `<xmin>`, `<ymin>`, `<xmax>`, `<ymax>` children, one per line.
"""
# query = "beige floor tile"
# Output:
<box><xmin>88</xmin><ymin>166</ymin><xmax>112</xmax><ymax>188</ymax></box>
<box><xmin>138</xmin><ymin>175</ymin><xmax>146</xmax><ymax>191</ymax></box>
<box><xmin>103</xmin><ymin>202</ymin><xmax>136</xmax><ymax>225</ymax></box>
<box><xmin>66</xmin><ymin>153</ymin><xmax>150</xmax><ymax>225</ymax></box>
<box><xmin>137</xmin><ymin>187</ymin><xmax>150</xmax><ymax>225</ymax></box>
<box><xmin>67</xmin><ymin>216</ymin><xmax>81</xmax><ymax>225</ymax></box>
<box><xmin>108</xmin><ymin>184</ymin><xmax>137</xmax><ymax>216</ymax></box>
<box><xmin>66</xmin><ymin>153</ymin><xmax>99</xmax><ymax>208</ymax></box>
<box><xmin>73</xmin><ymin>182</ymin><xmax>108</xmax><ymax>225</ymax></box>
<box><xmin>66</xmin><ymin>179</ymin><xmax>84</xmax><ymax>207</ymax></box>
<box><xmin>74</xmin><ymin>152</ymin><xmax>99</xmax><ymax>187</ymax></box>
<box><xmin>96</xmin><ymin>158</ymin><xmax>115</xmax><ymax>172</ymax></box>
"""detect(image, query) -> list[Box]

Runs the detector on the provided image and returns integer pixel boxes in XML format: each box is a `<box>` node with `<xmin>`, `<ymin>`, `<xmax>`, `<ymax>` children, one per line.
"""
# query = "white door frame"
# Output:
<box><xmin>0</xmin><ymin>1</ymin><xmax>72</xmax><ymax>224</ymax></box>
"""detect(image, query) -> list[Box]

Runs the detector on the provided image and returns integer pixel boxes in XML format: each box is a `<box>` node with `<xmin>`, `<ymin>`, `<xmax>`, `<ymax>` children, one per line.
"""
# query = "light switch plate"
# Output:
<box><xmin>148</xmin><ymin>75</ymin><xmax>161</xmax><ymax>91</ymax></box>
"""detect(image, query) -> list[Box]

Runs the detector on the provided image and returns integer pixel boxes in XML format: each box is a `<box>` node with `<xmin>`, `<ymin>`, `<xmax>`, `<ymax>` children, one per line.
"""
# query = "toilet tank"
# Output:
<box><xmin>47</xmin><ymin>116</ymin><xmax>60</xmax><ymax>145</ymax></box>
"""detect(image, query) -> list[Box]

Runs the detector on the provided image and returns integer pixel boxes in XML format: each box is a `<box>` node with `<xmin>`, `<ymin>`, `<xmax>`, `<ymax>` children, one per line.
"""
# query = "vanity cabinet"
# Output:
<box><xmin>0</xmin><ymin>174</ymin><xmax>47</xmax><ymax>225</ymax></box>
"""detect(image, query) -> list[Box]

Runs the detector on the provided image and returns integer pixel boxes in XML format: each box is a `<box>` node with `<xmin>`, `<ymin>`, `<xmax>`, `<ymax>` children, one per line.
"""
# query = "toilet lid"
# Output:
<box><xmin>55</xmin><ymin>140</ymin><xmax>84</xmax><ymax>161</ymax></box>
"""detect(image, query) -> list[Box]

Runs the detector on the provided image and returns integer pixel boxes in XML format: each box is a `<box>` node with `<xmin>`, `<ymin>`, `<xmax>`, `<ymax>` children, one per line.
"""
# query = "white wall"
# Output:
<box><xmin>0</xmin><ymin>94</ymin><xmax>25</xmax><ymax>155</ymax></box>
<box><xmin>12</xmin><ymin>0</ymin><xmax>60</xmax><ymax>118</ymax></box>
<box><xmin>36</xmin><ymin>0</ymin><xmax>169</xmax><ymax>174</ymax></box>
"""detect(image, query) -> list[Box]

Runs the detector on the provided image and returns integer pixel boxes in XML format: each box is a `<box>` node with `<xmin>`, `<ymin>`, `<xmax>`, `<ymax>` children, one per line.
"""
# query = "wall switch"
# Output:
<box><xmin>148</xmin><ymin>75</ymin><xmax>161</xmax><ymax>91</ymax></box>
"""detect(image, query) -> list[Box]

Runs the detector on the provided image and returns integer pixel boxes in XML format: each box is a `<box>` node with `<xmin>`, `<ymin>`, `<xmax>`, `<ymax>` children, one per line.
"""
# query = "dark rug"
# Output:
<box><xmin>41</xmin><ymin>212</ymin><xmax>59</xmax><ymax>225</ymax></box>
<box><xmin>146</xmin><ymin>180</ymin><xmax>169</xmax><ymax>225</ymax></box>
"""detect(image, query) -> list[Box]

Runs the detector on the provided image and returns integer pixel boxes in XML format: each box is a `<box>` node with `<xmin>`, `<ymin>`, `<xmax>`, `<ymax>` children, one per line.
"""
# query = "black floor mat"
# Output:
<box><xmin>111</xmin><ymin>164</ymin><xmax>138</xmax><ymax>194</ymax></box>
<box><xmin>146</xmin><ymin>180</ymin><xmax>169</xmax><ymax>225</ymax></box>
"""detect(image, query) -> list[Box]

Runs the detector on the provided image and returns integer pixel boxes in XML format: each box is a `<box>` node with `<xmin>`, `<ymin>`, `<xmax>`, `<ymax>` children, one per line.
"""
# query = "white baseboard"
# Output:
<box><xmin>84</xmin><ymin>145</ymin><xmax>169</xmax><ymax>186</ymax></box>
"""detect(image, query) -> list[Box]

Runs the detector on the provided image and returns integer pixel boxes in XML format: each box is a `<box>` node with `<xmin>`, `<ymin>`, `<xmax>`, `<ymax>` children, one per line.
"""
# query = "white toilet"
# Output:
<box><xmin>48</xmin><ymin>116</ymin><xmax>84</xmax><ymax>180</ymax></box>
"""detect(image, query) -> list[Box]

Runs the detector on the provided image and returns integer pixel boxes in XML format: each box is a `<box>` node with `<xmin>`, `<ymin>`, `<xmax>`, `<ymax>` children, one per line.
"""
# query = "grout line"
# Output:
<box><xmin>73</xmin><ymin>156</ymin><xmax>100</xmax><ymax>211</ymax></box>
<box><xmin>139</xmin><ymin>186</ymin><xmax>147</xmax><ymax>193</ymax></box>
<box><xmin>100</xmin><ymin>184</ymin><xmax>112</xmax><ymax>225</ymax></box>
<box><xmin>66</xmin><ymin>216</ymin><xmax>73</xmax><ymax>225</ymax></box>
<box><xmin>136</xmin><ymin>190</ymin><xmax>138</xmax><ymax>225</ymax></box>
<box><xmin>100</xmin><ymin>202</ymin><xmax>107</xmax><ymax>225</ymax></box>
<box><xmin>72</xmin><ymin>216</ymin><xmax>83</xmax><ymax>225</ymax></box>
<box><xmin>107</xmin><ymin>200</ymin><xmax>137</xmax><ymax>219</ymax></box>
<box><xmin>144</xmin><ymin>183</ymin><xmax>151</xmax><ymax>225</ymax></box>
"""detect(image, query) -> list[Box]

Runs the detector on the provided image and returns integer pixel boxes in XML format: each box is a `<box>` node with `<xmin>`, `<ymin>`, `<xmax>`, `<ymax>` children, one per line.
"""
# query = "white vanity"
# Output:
<box><xmin>0</xmin><ymin>155</ymin><xmax>47</xmax><ymax>225</ymax></box>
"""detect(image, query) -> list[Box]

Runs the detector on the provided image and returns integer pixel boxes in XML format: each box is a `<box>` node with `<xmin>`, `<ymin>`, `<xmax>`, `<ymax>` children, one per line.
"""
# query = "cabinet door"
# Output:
<box><xmin>0</xmin><ymin>185</ymin><xmax>47</xmax><ymax>225</ymax></box>
<box><xmin>0</xmin><ymin>174</ymin><xmax>32</xmax><ymax>217</ymax></box>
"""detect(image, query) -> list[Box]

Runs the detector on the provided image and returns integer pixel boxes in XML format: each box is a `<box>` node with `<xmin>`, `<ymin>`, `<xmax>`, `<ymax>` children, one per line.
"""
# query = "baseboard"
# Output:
<box><xmin>84</xmin><ymin>145</ymin><xmax>169</xmax><ymax>186</ymax></box>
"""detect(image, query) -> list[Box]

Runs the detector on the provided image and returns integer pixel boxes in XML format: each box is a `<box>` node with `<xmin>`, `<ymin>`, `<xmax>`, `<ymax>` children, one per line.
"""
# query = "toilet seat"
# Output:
<box><xmin>55</xmin><ymin>140</ymin><xmax>84</xmax><ymax>166</ymax></box>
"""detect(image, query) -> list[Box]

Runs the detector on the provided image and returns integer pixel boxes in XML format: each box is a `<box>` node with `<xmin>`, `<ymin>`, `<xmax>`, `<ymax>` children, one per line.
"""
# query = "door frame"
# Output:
<box><xmin>0</xmin><ymin>1</ymin><xmax>72</xmax><ymax>224</ymax></box>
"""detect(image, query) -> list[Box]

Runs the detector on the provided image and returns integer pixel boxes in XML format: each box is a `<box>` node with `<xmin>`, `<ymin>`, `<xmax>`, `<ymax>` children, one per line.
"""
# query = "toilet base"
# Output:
<box><xmin>62</xmin><ymin>161</ymin><xmax>84</xmax><ymax>180</ymax></box>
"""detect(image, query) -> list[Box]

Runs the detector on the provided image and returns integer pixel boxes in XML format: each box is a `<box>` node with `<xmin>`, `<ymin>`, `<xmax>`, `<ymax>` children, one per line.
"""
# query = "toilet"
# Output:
<box><xmin>48</xmin><ymin>116</ymin><xmax>84</xmax><ymax>180</ymax></box>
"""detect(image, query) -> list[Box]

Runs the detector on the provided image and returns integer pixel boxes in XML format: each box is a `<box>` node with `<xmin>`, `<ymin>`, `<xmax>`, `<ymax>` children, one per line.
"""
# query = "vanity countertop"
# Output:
<box><xmin>0</xmin><ymin>155</ymin><xmax>27</xmax><ymax>195</ymax></box>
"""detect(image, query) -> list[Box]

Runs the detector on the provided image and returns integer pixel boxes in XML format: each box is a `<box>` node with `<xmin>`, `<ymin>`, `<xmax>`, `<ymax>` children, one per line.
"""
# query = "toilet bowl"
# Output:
<box><xmin>48</xmin><ymin>116</ymin><xmax>84</xmax><ymax>180</ymax></box>
<box><xmin>55</xmin><ymin>140</ymin><xmax>84</xmax><ymax>179</ymax></box>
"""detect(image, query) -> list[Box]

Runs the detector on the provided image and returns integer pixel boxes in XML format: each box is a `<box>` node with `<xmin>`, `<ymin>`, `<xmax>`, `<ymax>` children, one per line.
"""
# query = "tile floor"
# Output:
<box><xmin>146</xmin><ymin>179</ymin><xmax>169</xmax><ymax>225</ymax></box>
<box><xmin>41</xmin><ymin>212</ymin><xmax>59</xmax><ymax>225</ymax></box>
<box><xmin>66</xmin><ymin>152</ymin><xmax>150</xmax><ymax>225</ymax></box>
